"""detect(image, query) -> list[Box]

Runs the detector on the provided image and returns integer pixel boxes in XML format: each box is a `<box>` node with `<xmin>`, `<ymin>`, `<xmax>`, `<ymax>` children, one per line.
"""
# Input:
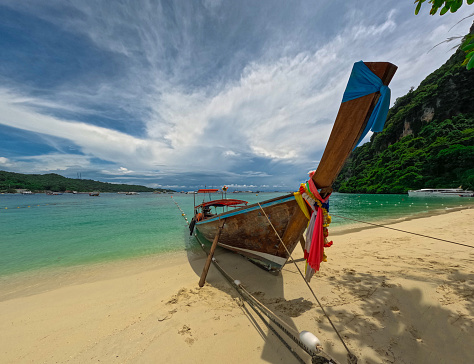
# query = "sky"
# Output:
<box><xmin>0</xmin><ymin>1</ymin><xmax>472</xmax><ymax>191</ymax></box>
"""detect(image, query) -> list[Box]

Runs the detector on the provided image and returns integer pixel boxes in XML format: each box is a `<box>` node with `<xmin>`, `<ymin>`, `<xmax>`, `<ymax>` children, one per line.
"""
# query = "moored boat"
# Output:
<box><xmin>408</xmin><ymin>188</ymin><xmax>474</xmax><ymax>197</ymax></box>
<box><xmin>190</xmin><ymin>61</ymin><xmax>398</xmax><ymax>273</ymax></box>
<box><xmin>191</xmin><ymin>191</ymin><xmax>304</xmax><ymax>271</ymax></box>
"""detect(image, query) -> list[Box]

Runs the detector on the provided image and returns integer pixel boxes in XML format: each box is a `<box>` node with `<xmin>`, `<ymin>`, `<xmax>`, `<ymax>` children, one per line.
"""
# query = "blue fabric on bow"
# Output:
<box><xmin>342</xmin><ymin>61</ymin><xmax>391</xmax><ymax>148</ymax></box>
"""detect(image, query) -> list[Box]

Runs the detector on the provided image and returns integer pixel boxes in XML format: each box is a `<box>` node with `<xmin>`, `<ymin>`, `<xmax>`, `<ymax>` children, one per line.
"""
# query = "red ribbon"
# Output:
<box><xmin>302</xmin><ymin>172</ymin><xmax>332</xmax><ymax>272</ymax></box>
<box><xmin>307</xmin><ymin>206</ymin><xmax>325</xmax><ymax>271</ymax></box>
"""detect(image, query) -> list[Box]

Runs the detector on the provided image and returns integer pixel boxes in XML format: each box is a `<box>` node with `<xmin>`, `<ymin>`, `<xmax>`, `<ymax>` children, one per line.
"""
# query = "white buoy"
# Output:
<box><xmin>299</xmin><ymin>331</ymin><xmax>321</xmax><ymax>354</ymax></box>
<box><xmin>234</xmin><ymin>280</ymin><xmax>241</xmax><ymax>286</ymax></box>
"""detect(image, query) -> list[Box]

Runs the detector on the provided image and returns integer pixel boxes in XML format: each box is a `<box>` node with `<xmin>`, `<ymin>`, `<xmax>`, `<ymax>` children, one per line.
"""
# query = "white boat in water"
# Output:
<box><xmin>408</xmin><ymin>188</ymin><xmax>474</xmax><ymax>197</ymax></box>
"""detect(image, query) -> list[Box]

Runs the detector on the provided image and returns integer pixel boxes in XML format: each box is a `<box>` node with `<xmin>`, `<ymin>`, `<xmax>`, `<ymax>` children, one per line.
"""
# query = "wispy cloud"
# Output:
<box><xmin>0</xmin><ymin>1</ymin><xmax>471</xmax><ymax>189</ymax></box>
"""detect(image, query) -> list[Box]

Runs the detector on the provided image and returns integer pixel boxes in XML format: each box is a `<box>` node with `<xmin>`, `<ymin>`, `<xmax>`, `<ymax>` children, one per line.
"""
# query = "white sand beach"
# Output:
<box><xmin>1</xmin><ymin>208</ymin><xmax>473</xmax><ymax>363</ymax></box>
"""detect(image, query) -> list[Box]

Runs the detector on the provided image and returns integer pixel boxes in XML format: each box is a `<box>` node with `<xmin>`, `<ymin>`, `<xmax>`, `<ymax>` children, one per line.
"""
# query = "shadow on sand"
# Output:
<box><xmin>185</xmin><ymin>228</ymin><xmax>473</xmax><ymax>364</ymax></box>
<box><xmin>305</xmin><ymin>264</ymin><xmax>473</xmax><ymax>363</ymax></box>
<box><xmin>186</xmin><ymin>234</ymin><xmax>318</xmax><ymax>364</ymax></box>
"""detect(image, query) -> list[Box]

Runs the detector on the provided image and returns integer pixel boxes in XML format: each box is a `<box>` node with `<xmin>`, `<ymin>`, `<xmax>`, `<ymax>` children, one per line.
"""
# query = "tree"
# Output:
<box><xmin>414</xmin><ymin>0</ymin><xmax>472</xmax><ymax>15</ymax></box>
<box><xmin>414</xmin><ymin>0</ymin><xmax>474</xmax><ymax>69</ymax></box>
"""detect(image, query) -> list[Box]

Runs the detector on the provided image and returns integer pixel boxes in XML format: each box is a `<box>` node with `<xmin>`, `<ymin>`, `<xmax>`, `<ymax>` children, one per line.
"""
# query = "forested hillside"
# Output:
<box><xmin>0</xmin><ymin>170</ymin><xmax>173</xmax><ymax>193</ymax></box>
<box><xmin>334</xmin><ymin>23</ymin><xmax>474</xmax><ymax>194</ymax></box>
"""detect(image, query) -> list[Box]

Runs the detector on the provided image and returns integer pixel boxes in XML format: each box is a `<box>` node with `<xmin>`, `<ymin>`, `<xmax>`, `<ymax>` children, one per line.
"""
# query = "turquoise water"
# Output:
<box><xmin>1</xmin><ymin>192</ymin><xmax>472</xmax><ymax>276</ymax></box>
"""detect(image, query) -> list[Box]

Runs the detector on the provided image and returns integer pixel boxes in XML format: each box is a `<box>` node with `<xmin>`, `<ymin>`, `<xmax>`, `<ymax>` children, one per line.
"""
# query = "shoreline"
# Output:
<box><xmin>1</xmin><ymin>205</ymin><xmax>472</xmax><ymax>301</ymax></box>
<box><xmin>330</xmin><ymin>203</ymin><xmax>472</xmax><ymax>235</ymax></box>
<box><xmin>1</xmin><ymin>209</ymin><xmax>472</xmax><ymax>363</ymax></box>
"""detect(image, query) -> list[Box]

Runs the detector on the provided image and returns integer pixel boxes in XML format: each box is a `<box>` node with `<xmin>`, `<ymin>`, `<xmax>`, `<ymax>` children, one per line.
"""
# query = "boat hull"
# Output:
<box><xmin>194</xmin><ymin>194</ymin><xmax>308</xmax><ymax>272</ymax></box>
<box><xmin>408</xmin><ymin>189</ymin><xmax>474</xmax><ymax>197</ymax></box>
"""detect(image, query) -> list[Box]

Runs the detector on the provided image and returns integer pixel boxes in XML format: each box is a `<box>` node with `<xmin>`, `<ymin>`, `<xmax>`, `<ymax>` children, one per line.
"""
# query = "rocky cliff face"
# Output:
<box><xmin>334</xmin><ymin>22</ymin><xmax>474</xmax><ymax>193</ymax></box>
<box><xmin>376</xmin><ymin>26</ymin><xmax>474</xmax><ymax>150</ymax></box>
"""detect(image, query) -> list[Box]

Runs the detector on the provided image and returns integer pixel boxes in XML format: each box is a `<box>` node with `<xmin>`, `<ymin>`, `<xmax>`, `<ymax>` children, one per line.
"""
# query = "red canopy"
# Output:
<box><xmin>197</xmin><ymin>199</ymin><xmax>248</xmax><ymax>208</ymax></box>
<box><xmin>197</xmin><ymin>189</ymin><xmax>219</xmax><ymax>193</ymax></box>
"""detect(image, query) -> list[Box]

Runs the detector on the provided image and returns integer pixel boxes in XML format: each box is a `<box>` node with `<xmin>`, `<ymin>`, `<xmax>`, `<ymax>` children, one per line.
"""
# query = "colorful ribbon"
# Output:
<box><xmin>296</xmin><ymin>172</ymin><xmax>334</xmax><ymax>282</ymax></box>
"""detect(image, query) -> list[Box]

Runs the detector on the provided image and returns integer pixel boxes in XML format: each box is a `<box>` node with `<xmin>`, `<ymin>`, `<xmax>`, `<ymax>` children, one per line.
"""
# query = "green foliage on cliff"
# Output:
<box><xmin>334</xmin><ymin>26</ymin><xmax>474</xmax><ymax>194</ymax></box>
<box><xmin>0</xmin><ymin>170</ymin><xmax>173</xmax><ymax>193</ymax></box>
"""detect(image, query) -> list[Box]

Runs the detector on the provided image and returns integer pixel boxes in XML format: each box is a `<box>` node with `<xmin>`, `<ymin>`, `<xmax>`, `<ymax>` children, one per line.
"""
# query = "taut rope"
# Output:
<box><xmin>257</xmin><ymin>203</ymin><xmax>357</xmax><ymax>364</ymax></box>
<box><xmin>330</xmin><ymin>213</ymin><xmax>474</xmax><ymax>249</ymax></box>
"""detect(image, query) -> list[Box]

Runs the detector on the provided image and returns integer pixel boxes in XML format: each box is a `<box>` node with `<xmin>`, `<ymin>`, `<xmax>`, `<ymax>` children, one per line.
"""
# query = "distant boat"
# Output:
<box><xmin>125</xmin><ymin>192</ymin><xmax>139</xmax><ymax>195</ymax></box>
<box><xmin>89</xmin><ymin>192</ymin><xmax>100</xmax><ymax>196</ymax></box>
<box><xmin>408</xmin><ymin>188</ymin><xmax>474</xmax><ymax>197</ymax></box>
<box><xmin>21</xmin><ymin>190</ymin><xmax>33</xmax><ymax>195</ymax></box>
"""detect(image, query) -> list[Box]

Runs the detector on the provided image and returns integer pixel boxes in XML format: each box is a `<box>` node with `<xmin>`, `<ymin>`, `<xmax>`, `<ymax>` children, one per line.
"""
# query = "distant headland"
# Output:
<box><xmin>0</xmin><ymin>170</ymin><xmax>174</xmax><ymax>193</ymax></box>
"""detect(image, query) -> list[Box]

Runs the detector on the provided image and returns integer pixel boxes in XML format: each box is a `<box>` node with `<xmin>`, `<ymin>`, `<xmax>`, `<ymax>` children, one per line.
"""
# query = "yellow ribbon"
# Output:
<box><xmin>294</xmin><ymin>192</ymin><xmax>310</xmax><ymax>220</ymax></box>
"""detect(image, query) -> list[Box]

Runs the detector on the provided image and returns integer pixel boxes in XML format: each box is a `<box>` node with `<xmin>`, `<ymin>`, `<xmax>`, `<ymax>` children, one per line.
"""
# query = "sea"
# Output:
<box><xmin>1</xmin><ymin>192</ymin><xmax>473</xmax><ymax>277</ymax></box>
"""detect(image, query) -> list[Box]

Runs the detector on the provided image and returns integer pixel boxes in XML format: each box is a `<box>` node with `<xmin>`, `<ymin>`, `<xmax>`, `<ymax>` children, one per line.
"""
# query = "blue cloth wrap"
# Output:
<box><xmin>342</xmin><ymin>61</ymin><xmax>391</xmax><ymax>147</ymax></box>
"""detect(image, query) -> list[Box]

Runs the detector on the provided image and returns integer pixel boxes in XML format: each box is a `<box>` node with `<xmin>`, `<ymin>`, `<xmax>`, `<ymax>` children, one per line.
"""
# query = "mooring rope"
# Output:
<box><xmin>171</xmin><ymin>196</ymin><xmax>189</xmax><ymax>226</ymax></box>
<box><xmin>171</xmin><ymin>196</ymin><xmax>336</xmax><ymax>363</ymax></box>
<box><xmin>243</xmin><ymin>297</ymin><xmax>308</xmax><ymax>364</ymax></box>
<box><xmin>257</xmin><ymin>202</ymin><xmax>357</xmax><ymax>364</ymax></box>
<box><xmin>194</xmin><ymin>233</ymin><xmax>337</xmax><ymax>364</ymax></box>
<box><xmin>330</xmin><ymin>213</ymin><xmax>474</xmax><ymax>249</ymax></box>
<box><xmin>194</xmin><ymin>234</ymin><xmax>308</xmax><ymax>364</ymax></box>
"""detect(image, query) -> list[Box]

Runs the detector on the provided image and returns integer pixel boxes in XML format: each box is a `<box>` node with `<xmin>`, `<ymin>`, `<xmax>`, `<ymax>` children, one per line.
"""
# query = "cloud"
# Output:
<box><xmin>0</xmin><ymin>157</ymin><xmax>13</xmax><ymax>167</ymax></box>
<box><xmin>0</xmin><ymin>89</ymin><xmax>171</xmax><ymax>167</ymax></box>
<box><xmin>0</xmin><ymin>1</ymin><xmax>472</xmax><ymax>189</ymax></box>
<box><xmin>118</xmin><ymin>167</ymin><xmax>132</xmax><ymax>174</ymax></box>
<box><xmin>101</xmin><ymin>167</ymin><xmax>134</xmax><ymax>175</ymax></box>
<box><xmin>8</xmin><ymin>153</ymin><xmax>92</xmax><ymax>174</ymax></box>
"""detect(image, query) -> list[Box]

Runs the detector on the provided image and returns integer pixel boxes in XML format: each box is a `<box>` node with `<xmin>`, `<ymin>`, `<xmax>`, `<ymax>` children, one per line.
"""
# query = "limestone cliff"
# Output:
<box><xmin>334</xmin><ymin>22</ymin><xmax>474</xmax><ymax>193</ymax></box>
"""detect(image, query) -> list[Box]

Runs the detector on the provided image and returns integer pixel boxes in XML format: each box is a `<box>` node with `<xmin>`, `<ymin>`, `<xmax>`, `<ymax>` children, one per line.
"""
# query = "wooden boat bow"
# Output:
<box><xmin>193</xmin><ymin>61</ymin><xmax>398</xmax><ymax>274</ymax></box>
<box><xmin>313</xmin><ymin>62</ymin><xmax>398</xmax><ymax>197</ymax></box>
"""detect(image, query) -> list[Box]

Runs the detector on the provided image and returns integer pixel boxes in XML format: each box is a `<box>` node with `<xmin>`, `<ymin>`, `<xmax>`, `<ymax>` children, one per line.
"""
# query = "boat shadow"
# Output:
<box><xmin>185</xmin><ymin>235</ymin><xmax>315</xmax><ymax>363</ymax></box>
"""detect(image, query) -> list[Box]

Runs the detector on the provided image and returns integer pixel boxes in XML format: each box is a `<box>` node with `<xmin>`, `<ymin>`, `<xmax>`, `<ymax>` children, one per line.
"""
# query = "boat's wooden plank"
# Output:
<box><xmin>299</xmin><ymin>236</ymin><xmax>306</xmax><ymax>253</ymax></box>
<box><xmin>279</xmin><ymin>206</ymin><xmax>308</xmax><ymax>257</ymax></box>
<box><xmin>312</xmin><ymin>62</ymin><xmax>398</xmax><ymax>194</ymax></box>
<box><xmin>197</xmin><ymin>198</ymin><xmax>299</xmax><ymax>258</ymax></box>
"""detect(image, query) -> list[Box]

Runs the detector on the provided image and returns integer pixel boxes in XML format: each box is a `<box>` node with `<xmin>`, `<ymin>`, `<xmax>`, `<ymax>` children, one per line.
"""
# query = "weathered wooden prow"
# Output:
<box><xmin>313</xmin><ymin>62</ymin><xmax>398</xmax><ymax>198</ymax></box>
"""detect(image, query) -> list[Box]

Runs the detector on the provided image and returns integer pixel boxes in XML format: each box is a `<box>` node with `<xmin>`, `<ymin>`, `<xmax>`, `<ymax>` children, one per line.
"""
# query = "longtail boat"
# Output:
<box><xmin>190</xmin><ymin>61</ymin><xmax>397</xmax><ymax>275</ymax></box>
